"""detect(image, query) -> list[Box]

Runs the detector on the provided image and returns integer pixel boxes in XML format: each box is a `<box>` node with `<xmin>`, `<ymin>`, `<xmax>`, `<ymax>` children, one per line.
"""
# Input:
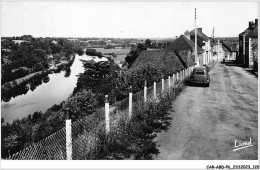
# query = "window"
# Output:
<box><xmin>195</xmin><ymin>70</ymin><xmax>205</xmax><ymax>75</ymax></box>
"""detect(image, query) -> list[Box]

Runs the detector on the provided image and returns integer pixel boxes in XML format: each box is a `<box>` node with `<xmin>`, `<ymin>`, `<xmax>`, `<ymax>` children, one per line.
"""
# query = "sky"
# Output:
<box><xmin>1</xmin><ymin>1</ymin><xmax>258</xmax><ymax>39</ymax></box>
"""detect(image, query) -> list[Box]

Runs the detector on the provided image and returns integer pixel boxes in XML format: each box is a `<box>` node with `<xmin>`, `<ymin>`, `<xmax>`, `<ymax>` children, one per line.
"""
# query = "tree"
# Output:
<box><xmin>74</xmin><ymin>60</ymin><xmax>120</xmax><ymax>105</ymax></box>
<box><xmin>125</xmin><ymin>43</ymin><xmax>147</xmax><ymax>68</ymax></box>
<box><xmin>63</xmin><ymin>89</ymin><xmax>98</xmax><ymax>121</ymax></box>
<box><xmin>145</xmin><ymin>39</ymin><xmax>151</xmax><ymax>48</ymax></box>
<box><xmin>2</xmin><ymin>134</ymin><xmax>19</xmax><ymax>157</ymax></box>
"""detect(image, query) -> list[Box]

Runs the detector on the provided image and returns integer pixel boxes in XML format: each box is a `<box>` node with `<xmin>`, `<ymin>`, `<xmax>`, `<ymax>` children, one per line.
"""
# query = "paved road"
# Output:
<box><xmin>155</xmin><ymin>61</ymin><xmax>258</xmax><ymax>160</ymax></box>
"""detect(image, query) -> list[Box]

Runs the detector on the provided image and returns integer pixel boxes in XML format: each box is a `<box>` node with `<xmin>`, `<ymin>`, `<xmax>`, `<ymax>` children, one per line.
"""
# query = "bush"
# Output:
<box><xmin>12</xmin><ymin>80</ymin><xmax>18</xmax><ymax>86</ymax></box>
<box><xmin>114</xmin><ymin>63</ymin><xmax>162</xmax><ymax>101</ymax></box>
<box><xmin>62</xmin><ymin>89</ymin><xmax>98</xmax><ymax>121</ymax></box>
<box><xmin>88</xmin><ymin>87</ymin><xmax>182</xmax><ymax>160</ymax></box>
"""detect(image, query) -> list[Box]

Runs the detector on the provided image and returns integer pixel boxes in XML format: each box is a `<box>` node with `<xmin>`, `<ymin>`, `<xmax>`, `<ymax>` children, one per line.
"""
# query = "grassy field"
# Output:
<box><xmin>94</xmin><ymin>47</ymin><xmax>131</xmax><ymax>63</ymax></box>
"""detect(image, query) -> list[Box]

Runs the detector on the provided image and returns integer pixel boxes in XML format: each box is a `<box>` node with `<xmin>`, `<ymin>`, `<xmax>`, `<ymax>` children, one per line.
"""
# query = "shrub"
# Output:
<box><xmin>62</xmin><ymin>89</ymin><xmax>98</xmax><ymax>121</ymax></box>
<box><xmin>89</xmin><ymin>88</ymin><xmax>181</xmax><ymax>160</ymax></box>
<box><xmin>12</xmin><ymin>80</ymin><xmax>18</xmax><ymax>86</ymax></box>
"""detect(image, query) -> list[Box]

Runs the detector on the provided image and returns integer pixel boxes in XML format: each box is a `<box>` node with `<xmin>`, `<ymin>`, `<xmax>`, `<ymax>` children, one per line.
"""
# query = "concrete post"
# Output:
<box><xmin>66</xmin><ymin>119</ymin><xmax>72</xmax><ymax>160</ymax></box>
<box><xmin>172</xmin><ymin>74</ymin><xmax>175</xmax><ymax>87</ymax></box>
<box><xmin>144</xmin><ymin>80</ymin><xmax>147</xmax><ymax>103</ymax></box>
<box><xmin>153</xmin><ymin>82</ymin><xmax>156</xmax><ymax>99</ymax></box>
<box><xmin>129</xmin><ymin>86</ymin><xmax>132</xmax><ymax>119</ymax></box>
<box><xmin>105</xmin><ymin>95</ymin><xmax>110</xmax><ymax>134</ymax></box>
<box><xmin>161</xmin><ymin>75</ymin><xmax>164</xmax><ymax>93</ymax></box>
<box><xmin>168</xmin><ymin>76</ymin><xmax>171</xmax><ymax>89</ymax></box>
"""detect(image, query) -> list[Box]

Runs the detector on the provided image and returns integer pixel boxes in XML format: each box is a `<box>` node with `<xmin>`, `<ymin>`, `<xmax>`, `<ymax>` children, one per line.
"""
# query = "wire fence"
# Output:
<box><xmin>7</xmin><ymin>66</ymin><xmax>194</xmax><ymax>160</ymax></box>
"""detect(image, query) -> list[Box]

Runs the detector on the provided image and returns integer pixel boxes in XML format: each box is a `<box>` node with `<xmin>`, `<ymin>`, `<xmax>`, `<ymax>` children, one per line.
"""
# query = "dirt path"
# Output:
<box><xmin>155</xmin><ymin>61</ymin><xmax>258</xmax><ymax>160</ymax></box>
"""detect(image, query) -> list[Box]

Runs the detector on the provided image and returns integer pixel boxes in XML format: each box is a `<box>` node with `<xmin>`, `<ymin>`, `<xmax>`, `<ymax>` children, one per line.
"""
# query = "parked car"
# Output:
<box><xmin>189</xmin><ymin>67</ymin><xmax>210</xmax><ymax>87</ymax></box>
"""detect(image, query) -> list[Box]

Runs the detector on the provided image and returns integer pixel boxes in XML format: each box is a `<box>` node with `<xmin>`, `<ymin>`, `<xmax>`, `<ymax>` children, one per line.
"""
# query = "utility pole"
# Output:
<box><xmin>195</xmin><ymin>8</ymin><xmax>198</xmax><ymax>66</ymax></box>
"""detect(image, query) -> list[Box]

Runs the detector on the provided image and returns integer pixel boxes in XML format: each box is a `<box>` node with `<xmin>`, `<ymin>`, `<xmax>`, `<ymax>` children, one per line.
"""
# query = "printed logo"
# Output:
<box><xmin>233</xmin><ymin>138</ymin><xmax>253</xmax><ymax>151</ymax></box>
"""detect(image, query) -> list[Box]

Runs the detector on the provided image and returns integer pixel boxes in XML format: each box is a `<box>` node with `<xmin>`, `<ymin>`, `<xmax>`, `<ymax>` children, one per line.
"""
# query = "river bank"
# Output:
<box><xmin>1</xmin><ymin>54</ymin><xmax>76</xmax><ymax>92</ymax></box>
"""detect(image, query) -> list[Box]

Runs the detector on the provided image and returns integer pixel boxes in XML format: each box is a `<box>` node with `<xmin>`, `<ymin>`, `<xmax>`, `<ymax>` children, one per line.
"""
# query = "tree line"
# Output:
<box><xmin>1</xmin><ymin>36</ymin><xmax>86</xmax><ymax>85</ymax></box>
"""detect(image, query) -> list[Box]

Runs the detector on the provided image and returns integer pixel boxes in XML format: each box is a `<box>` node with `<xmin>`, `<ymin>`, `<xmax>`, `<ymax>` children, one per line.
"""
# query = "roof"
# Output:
<box><xmin>166</xmin><ymin>35</ymin><xmax>204</xmax><ymax>54</ymax></box>
<box><xmin>246</xmin><ymin>26</ymin><xmax>258</xmax><ymax>38</ymax></box>
<box><xmin>221</xmin><ymin>41</ymin><xmax>238</xmax><ymax>52</ymax></box>
<box><xmin>130</xmin><ymin>48</ymin><xmax>195</xmax><ymax>74</ymax></box>
<box><xmin>239</xmin><ymin>21</ymin><xmax>258</xmax><ymax>37</ymax></box>
<box><xmin>190</xmin><ymin>29</ymin><xmax>209</xmax><ymax>41</ymax></box>
<box><xmin>189</xmin><ymin>28</ymin><xmax>213</xmax><ymax>47</ymax></box>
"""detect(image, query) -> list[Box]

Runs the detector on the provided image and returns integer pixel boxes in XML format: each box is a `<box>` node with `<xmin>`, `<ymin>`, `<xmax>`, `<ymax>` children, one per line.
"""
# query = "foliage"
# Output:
<box><xmin>63</xmin><ymin>89</ymin><xmax>98</xmax><ymax>121</ymax></box>
<box><xmin>125</xmin><ymin>43</ymin><xmax>147</xmax><ymax>68</ymax></box>
<box><xmin>87</xmin><ymin>87</ymin><xmax>184</xmax><ymax>160</ymax></box>
<box><xmin>86</xmin><ymin>48</ymin><xmax>103</xmax><ymax>58</ymax></box>
<box><xmin>114</xmin><ymin>63</ymin><xmax>162</xmax><ymax>101</ymax></box>
<box><xmin>104</xmin><ymin>44</ymin><xmax>115</xmax><ymax>49</ymax></box>
<box><xmin>74</xmin><ymin>60</ymin><xmax>120</xmax><ymax>105</ymax></box>
<box><xmin>1</xmin><ymin>35</ymin><xmax>84</xmax><ymax>84</ymax></box>
<box><xmin>145</xmin><ymin>39</ymin><xmax>151</xmax><ymax>48</ymax></box>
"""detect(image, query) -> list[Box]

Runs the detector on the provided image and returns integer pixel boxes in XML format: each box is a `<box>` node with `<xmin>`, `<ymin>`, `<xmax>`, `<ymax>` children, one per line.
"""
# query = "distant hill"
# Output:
<box><xmin>217</xmin><ymin>37</ymin><xmax>239</xmax><ymax>42</ymax></box>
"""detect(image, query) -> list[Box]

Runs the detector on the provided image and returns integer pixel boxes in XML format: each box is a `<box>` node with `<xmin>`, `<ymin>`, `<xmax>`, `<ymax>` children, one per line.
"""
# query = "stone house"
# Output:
<box><xmin>221</xmin><ymin>41</ymin><xmax>238</xmax><ymax>61</ymax></box>
<box><xmin>130</xmin><ymin>35</ymin><xmax>202</xmax><ymax>74</ymax></box>
<box><xmin>212</xmin><ymin>39</ymin><xmax>225</xmax><ymax>62</ymax></box>
<box><xmin>238</xmin><ymin>19</ymin><xmax>258</xmax><ymax>69</ymax></box>
<box><xmin>186</xmin><ymin>28</ymin><xmax>213</xmax><ymax>66</ymax></box>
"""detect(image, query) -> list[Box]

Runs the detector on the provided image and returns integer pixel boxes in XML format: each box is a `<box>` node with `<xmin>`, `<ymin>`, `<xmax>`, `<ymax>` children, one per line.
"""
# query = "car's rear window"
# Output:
<box><xmin>195</xmin><ymin>70</ymin><xmax>205</xmax><ymax>75</ymax></box>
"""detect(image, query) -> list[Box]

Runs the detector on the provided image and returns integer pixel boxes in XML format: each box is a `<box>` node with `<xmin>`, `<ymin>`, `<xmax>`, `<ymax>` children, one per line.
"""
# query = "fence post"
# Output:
<box><xmin>168</xmin><ymin>76</ymin><xmax>171</xmax><ymax>89</ymax></box>
<box><xmin>153</xmin><ymin>82</ymin><xmax>156</xmax><ymax>99</ymax></box>
<box><xmin>172</xmin><ymin>74</ymin><xmax>175</xmax><ymax>87</ymax></box>
<box><xmin>161</xmin><ymin>75</ymin><xmax>164</xmax><ymax>93</ymax></box>
<box><xmin>66</xmin><ymin>112</ymin><xmax>72</xmax><ymax>160</ymax></box>
<box><xmin>176</xmin><ymin>72</ymin><xmax>179</xmax><ymax>81</ymax></box>
<box><xmin>105</xmin><ymin>95</ymin><xmax>110</xmax><ymax>134</ymax></box>
<box><xmin>144</xmin><ymin>80</ymin><xmax>147</xmax><ymax>103</ymax></box>
<box><xmin>129</xmin><ymin>86</ymin><xmax>132</xmax><ymax>119</ymax></box>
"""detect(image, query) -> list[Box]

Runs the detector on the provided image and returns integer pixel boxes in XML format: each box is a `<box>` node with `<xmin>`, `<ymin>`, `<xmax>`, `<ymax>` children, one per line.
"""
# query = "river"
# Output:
<box><xmin>1</xmin><ymin>53</ymin><xmax>107</xmax><ymax>124</ymax></box>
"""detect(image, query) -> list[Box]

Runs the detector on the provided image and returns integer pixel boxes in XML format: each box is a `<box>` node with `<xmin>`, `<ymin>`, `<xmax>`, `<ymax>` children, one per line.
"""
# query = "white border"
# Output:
<box><xmin>1</xmin><ymin>0</ymin><xmax>259</xmax><ymax>169</ymax></box>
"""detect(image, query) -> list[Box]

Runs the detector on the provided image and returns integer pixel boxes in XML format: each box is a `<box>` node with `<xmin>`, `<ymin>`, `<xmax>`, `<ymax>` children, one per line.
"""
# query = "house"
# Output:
<box><xmin>212</xmin><ymin>39</ymin><xmax>225</xmax><ymax>62</ymax></box>
<box><xmin>221</xmin><ymin>41</ymin><xmax>238</xmax><ymax>61</ymax></box>
<box><xmin>12</xmin><ymin>40</ymin><xmax>30</xmax><ymax>44</ymax></box>
<box><xmin>238</xmin><ymin>19</ymin><xmax>258</xmax><ymax>69</ymax></box>
<box><xmin>130</xmin><ymin>35</ymin><xmax>201</xmax><ymax>74</ymax></box>
<box><xmin>187</xmin><ymin>28</ymin><xmax>213</xmax><ymax>66</ymax></box>
<box><xmin>166</xmin><ymin>34</ymin><xmax>204</xmax><ymax>67</ymax></box>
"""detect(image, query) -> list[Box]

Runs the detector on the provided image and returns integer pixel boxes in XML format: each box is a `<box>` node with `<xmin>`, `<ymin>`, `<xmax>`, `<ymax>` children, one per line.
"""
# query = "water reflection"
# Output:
<box><xmin>64</xmin><ymin>67</ymin><xmax>71</xmax><ymax>78</ymax></box>
<box><xmin>1</xmin><ymin>54</ymin><xmax>87</xmax><ymax>123</ymax></box>
<box><xmin>1</xmin><ymin>74</ymin><xmax>50</xmax><ymax>102</ymax></box>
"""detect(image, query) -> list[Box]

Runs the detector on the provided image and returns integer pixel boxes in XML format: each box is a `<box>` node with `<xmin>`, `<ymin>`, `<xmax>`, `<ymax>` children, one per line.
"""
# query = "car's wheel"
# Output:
<box><xmin>206</xmin><ymin>83</ymin><xmax>210</xmax><ymax>87</ymax></box>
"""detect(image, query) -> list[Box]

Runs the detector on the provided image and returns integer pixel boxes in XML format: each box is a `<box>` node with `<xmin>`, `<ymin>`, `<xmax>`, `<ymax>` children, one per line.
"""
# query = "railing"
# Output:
<box><xmin>7</xmin><ymin>65</ymin><xmax>195</xmax><ymax>160</ymax></box>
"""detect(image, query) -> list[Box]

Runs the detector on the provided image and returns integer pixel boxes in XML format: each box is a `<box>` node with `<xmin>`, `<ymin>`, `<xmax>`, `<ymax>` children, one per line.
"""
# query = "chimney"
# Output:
<box><xmin>184</xmin><ymin>30</ymin><xmax>190</xmax><ymax>39</ymax></box>
<box><xmin>249</xmin><ymin>21</ymin><xmax>254</xmax><ymax>29</ymax></box>
<box><xmin>198</xmin><ymin>28</ymin><xmax>202</xmax><ymax>33</ymax></box>
<box><xmin>255</xmin><ymin>19</ymin><xmax>258</xmax><ymax>27</ymax></box>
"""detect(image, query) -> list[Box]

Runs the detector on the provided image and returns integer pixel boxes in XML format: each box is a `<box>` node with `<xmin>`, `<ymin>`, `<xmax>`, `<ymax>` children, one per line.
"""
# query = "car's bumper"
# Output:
<box><xmin>190</xmin><ymin>80</ymin><xmax>209</xmax><ymax>85</ymax></box>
